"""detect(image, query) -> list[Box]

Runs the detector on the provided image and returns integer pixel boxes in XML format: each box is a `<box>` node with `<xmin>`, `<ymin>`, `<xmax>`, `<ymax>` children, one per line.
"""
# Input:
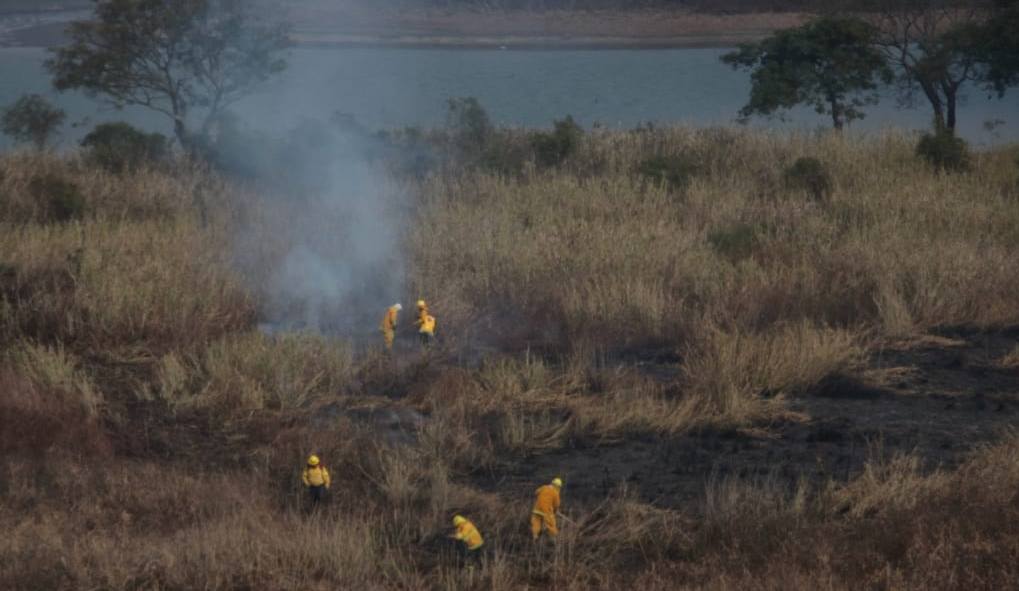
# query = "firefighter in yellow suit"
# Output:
<box><xmin>415</xmin><ymin>299</ymin><xmax>436</xmax><ymax>346</ymax></box>
<box><xmin>450</xmin><ymin>515</ymin><xmax>484</xmax><ymax>567</ymax></box>
<box><xmin>380</xmin><ymin>303</ymin><xmax>402</xmax><ymax>350</ymax></box>
<box><xmin>302</xmin><ymin>455</ymin><xmax>331</xmax><ymax>507</ymax></box>
<box><xmin>530</xmin><ymin>477</ymin><xmax>562</xmax><ymax>540</ymax></box>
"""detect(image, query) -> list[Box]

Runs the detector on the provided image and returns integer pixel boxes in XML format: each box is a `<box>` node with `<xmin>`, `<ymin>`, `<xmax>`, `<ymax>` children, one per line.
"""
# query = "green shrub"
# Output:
<box><xmin>478</xmin><ymin>134</ymin><xmax>532</xmax><ymax>176</ymax></box>
<box><xmin>446</xmin><ymin>97</ymin><xmax>493</xmax><ymax>160</ymax></box>
<box><xmin>916</xmin><ymin>128</ymin><xmax>970</xmax><ymax>172</ymax></box>
<box><xmin>637</xmin><ymin>153</ymin><xmax>700</xmax><ymax>191</ymax></box>
<box><xmin>81</xmin><ymin>122</ymin><xmax>169</xmax><ymax>173</ymax></box>
<box><xmin>28</xmin><ymin>173</ymin><xmax>85</xmax><ymax>222</ymax></box>
<box><xmin>708</xmin><ymin>222</ymin><xmax>758</xmax><ymax>263</ymax></box>
<box><xmin>1</xmin><ymin>94</ymin><xmax>65</xmax><ymax>150</ymax></box>
<box><xmin>783</xmin><ymin>156</ymin><xmax>832</xmax><ymax>200</ymax></box>
<box><xmin>530</xmin><ymin>115</ymin><xmax>583</xmax><ymax>168</ymax></box>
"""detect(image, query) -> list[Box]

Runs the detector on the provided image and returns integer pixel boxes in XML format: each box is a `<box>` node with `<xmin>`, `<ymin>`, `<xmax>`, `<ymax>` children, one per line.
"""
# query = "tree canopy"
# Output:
<box><xmin>47</xmin><ymin>0</ymin><xmax>290</xmax><ymax>149</ymax></box>
<box><xmin>1</xmin><ymin>94</ymin><xmax>66</xmax><ymax>150</ymax></box>
<box><xmin>722</xmin><ymin>17</ymin><xmax>891</xmax><ymax>129</ymax></box>
<box><xmin>864</xmin><ymin>0</ymin><xmax>1019</xmax><ymax>133</ymax></box>
<box><xmin>977</xmin><ymin>0</ymin><xmax>1019</xmax><ymax>95</ymax></box>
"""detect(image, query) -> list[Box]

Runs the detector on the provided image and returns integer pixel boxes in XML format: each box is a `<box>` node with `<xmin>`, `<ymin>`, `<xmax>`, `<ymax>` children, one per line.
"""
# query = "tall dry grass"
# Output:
<box><xmin>2</xmin><ymin>127</ymin><xmax>1018</xmax><ymax>588</ymax></box>
<box><xmin>413</xmin><ymin>130</ymin><xmax>1019</xmax><ymax>353</ymax></box>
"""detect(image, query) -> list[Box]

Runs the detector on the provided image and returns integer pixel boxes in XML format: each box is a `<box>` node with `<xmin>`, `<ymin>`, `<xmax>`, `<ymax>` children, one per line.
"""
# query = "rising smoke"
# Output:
<box><xmin>222</xmin><ymin>112</ymin><xmax>409</xmax><ymax>339</ymax></box>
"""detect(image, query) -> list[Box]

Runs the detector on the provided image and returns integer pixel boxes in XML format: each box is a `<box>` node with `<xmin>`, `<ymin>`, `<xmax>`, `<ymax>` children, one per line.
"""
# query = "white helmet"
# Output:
<box><xmin>393</xmin><ymin>303</ymin><xmax>403</xmax><ymax>311</ymax></box>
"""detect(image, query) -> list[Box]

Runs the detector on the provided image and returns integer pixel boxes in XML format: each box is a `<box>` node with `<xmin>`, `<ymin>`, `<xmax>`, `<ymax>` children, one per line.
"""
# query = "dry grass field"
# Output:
<box><xmin>2</xmin><ymin>127</ymin><xmax>1019</xmax><ymax>589</ymax></box>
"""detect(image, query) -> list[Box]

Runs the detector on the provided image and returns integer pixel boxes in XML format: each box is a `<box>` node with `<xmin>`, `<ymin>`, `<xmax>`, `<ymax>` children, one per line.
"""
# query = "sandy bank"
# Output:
<box><xmin>2</xmin><ymin>8</ymin><xmax>806</xmax><ymax>49</ymax></box>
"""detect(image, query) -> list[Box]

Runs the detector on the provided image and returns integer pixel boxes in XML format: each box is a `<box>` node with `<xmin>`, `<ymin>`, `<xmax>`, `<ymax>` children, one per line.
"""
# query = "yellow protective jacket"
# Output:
<box><xmin>302</xmin><ymin>465</ymin><xmax>331</xmax><ymax>488</ymax></box>
<box><xmin>453</xmin><ymin>519</ymin><xmax>484</xmax><ymax>550</ymax></box>
<box><xmin>416</xmin><ymin>312</ymin><xmax>436</xmax><ymax>335</ymax></box>
<box><xmin>380</xmin><ymin>306</ymin><xmax>399</xmax><ymax>333</ymax></box>
<box><xmin>532</xmin><ymin>484</ymin><xmax>560</xmax><ymax>517</ymax></box>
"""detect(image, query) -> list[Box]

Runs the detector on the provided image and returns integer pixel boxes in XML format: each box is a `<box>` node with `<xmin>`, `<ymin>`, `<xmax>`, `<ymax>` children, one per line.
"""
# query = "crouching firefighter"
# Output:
<box><xmin>449</xmin><ymin>515</ymin><xmax>484</xmax><ymax>567</ymax></box>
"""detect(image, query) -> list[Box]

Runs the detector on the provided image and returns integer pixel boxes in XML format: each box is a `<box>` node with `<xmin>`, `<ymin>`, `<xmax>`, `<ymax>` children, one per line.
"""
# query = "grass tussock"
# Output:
<box><xmin>147</xmin><ymin>332</ymin><xmax>354</xmax><ymax>413</ymax></box>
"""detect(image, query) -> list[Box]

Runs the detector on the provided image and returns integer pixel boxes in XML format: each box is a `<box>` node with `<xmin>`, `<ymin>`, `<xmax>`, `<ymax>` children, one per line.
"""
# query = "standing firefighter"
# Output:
<box><xmin>414</xmin><ymin>299</ymin><xmax>436</xmax><ymax>346</ymax></box>
<box><xmin>380</xmin><ymin>303</ymin><xmax>402</xmax><ymax>350</ymax></box>
<box><xmin>449</xmin><ymin>515</ymin><xmax>484</xmax><ymax>566</ymax></box>
<box><xmin>302</xmin><ymin>455</ymin><xmax>331</xmax><ymax>507</ymax></box>
<box><xmin>530</xmin><ymin>477</ymin><xmax>563</xmax><ymax>541</ymax></box>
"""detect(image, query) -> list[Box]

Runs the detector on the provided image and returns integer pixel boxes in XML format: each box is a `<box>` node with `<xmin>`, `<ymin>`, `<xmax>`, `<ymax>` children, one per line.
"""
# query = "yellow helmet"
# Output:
<box><xmin>452</xmin><ymin>515</ymin><xmax>466</xmax><ymax>526</ymax></box>
<box><xmin>307</xmin><ymin>455</ymin><xmax>320</xmax><ymax>466</ymax></box>
<box><xmin>416</xmin><ymin>299</ymin><xmax>427</xmax><ymax>308</ymax></box>
<box><xmin>551</xmin><ymin>477</ymin><xmax>563</xmax><ymax>488</ymax></box>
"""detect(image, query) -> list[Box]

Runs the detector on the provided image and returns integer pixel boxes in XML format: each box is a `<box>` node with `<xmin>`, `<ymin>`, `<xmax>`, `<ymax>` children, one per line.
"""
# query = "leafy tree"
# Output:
<box><xmin>1</xmin><ymin>94</ymin><xmax>66</xmax><ymax>149</ymax></box>
<box><xmin>722</xmin><ymin>17</ymin><xmax>891</xmax><ymax>130</ymax></box>
<box><xmin>47</xmin><ymin>0</ymin><xmax>289</xmax><ymax>150</ymax></box>
<box><xmin>975</xmin><ymin>0</ymin><xmax>1019</xmax><ymax>95</ymax></box>
<box><xmin>869</xmin><ymin>0</ymin><xmax>999</xmax><ymax>133</ymax></box>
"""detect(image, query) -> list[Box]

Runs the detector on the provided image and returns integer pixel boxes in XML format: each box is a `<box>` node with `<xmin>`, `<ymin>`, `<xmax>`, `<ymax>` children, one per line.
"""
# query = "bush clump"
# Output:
<box><xmin>446</xmin><ymin>97</ymin><xmax>494</xmax><ymax>162</ymax></box>
<box><xmin>1</xmin><ymin>93</ymin><xmax>65</xmax><ymax>150</ymax></box>
<box><xmin>81</xmin><ymin>122</ymin><xmax>169</xmax><ymax>173</ymax></box>
<box><xmin>916</xmin><ymin>128</ymin><xmax>970</xmax><ymax>172</ymax></box>
<box><xmin>444</xmin><ymin>97</ymin><xmax>532</xmax><ymax>175</ymax></box>
<box><xmin>28</xmin><ymin>173</ymin><xmax>85</xmax><ymax>222</ymax></box>
<box><xmin>637</xmin><ymin>153</ymin><xmax>700</xmax><ymax>192</ymax></box>
<box><xmin>708</xmin><ymin>222</ymin><xmax>758</xmax><ymax>263</ymax></box>
<box><xmin>783</xmin><ymin>156</ymin><xmax>832</xmax><ymax>200</ymax></box>
<box><xmin>530</xmin><ymin>115</ymin><xmax>583</xmax><ymax>168</ymax></box>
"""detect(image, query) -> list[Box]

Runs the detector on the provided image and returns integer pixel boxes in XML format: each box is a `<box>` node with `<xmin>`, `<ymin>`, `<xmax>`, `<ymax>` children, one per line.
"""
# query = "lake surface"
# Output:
<box><xmin>1</xmin><ymin>46</ymin><xmax>1017</xmax><ymax>149</ymax></box>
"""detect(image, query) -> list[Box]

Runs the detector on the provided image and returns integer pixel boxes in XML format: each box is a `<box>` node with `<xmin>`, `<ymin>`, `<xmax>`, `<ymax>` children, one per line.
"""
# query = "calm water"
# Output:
<box><xmin>1</xmin><ymin>46</ymin><xmax>1017</xmax><ymax>148</ymax></box>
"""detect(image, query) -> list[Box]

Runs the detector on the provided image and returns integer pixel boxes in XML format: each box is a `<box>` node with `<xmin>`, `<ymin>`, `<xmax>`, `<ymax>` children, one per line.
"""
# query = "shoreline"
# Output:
<box><xmin>1</xmin><ymin>8</ymin><xmax>805</xmax><ymax>50</ymax></box>
<box><xmin>289</xmin><ymin>34</ymin><xmax>769</xmax><ymax>51</ymax></box>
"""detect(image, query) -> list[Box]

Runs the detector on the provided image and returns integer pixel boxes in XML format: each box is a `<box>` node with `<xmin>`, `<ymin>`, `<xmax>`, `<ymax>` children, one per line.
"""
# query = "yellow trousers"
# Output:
<box><xmin>530</xmin><ymin>511</ymin><xmax>557</xmax><ymax>540</ymax></box>
<box><xmin>382</xmin><ymin>328</ymin><xmax>394</xmax><ymax>349</ymax></box>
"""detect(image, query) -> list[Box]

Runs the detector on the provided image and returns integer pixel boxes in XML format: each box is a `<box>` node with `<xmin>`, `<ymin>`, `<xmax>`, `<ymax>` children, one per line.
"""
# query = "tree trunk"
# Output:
<box><xmin>945</xmin><ymin>87</ymin><xmax>958</xmax><ymax>132</ymax></box>
<box><xmin>918</xmin><ymin>78</ymin><xmax>947</xmax><ymax>132</ymax></box>
<box><xmin>173</xmin><ymin>117</ymin><xmax>190</xmax><ymax>151</ymax></box>
<box><xmin>829</xmin><ymin>98</ymin><xmax>845</xmax><ymax>130</ymax></box>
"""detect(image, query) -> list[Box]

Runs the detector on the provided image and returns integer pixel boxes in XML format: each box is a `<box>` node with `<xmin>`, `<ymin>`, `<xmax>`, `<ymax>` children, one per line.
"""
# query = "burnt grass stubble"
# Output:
<box><xmin>474</xmin><ymin>330</ymin><xmax>1019</xmax><ymax>511</ymax></box>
